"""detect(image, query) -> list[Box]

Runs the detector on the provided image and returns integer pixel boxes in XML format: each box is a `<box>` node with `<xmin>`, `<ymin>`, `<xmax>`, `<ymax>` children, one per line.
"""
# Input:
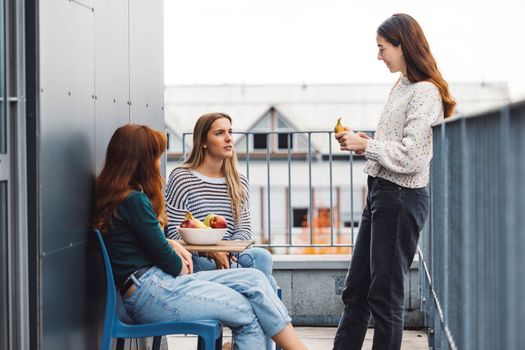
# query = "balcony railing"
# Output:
<box><xmin>169</xmin><ymin>130</ymin><xmax>374</xmax><ymax>251</ymax></box>
<box><xmin>420</xmin><ymin>101</ymin><xmax>525</xmax><ymax>349</ymax></box>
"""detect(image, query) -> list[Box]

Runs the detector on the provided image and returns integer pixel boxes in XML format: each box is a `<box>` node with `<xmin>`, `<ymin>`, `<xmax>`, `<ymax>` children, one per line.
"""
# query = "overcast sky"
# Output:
<box><xmin>164</xmin><ymin>0</ymin><xmax>525</xmax><ymax>101</ymax></box>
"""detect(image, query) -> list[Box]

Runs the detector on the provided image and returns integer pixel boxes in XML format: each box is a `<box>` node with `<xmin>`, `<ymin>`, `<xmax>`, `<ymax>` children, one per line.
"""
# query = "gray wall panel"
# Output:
<box><xmin>94</xmin><ymin>0</ymin><xmax>130</xmax><ymax>173</ymax></box>
<box><xmin>39</xmin><ymin>0</ymin><xmax>164</xmax><ymax>349</ymax></box>
<box><xmin>40</xmin><ymin>0</ymin><xmax>95</xmax><ymax>253</ymax></box>
<box><xmin>129</xmin><ymin>0</ymin><xmax>164</xmax><ymax>129</ymax></box>
<box><xmin>42</xmin><ymin>242</ymin><xmax>98</xmax><ymax>350</ymax></box>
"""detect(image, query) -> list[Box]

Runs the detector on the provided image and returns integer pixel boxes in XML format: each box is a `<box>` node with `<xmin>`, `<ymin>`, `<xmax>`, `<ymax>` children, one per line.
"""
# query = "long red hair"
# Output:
<box><xmin>378</xmin><ymin>13</ymin><xmax>456</xmax><ymax>118</ymax></box>
<box><xmin>93</xmin><ymin>124</ymin><xmax>167</xmax><ymax>233</ymax></box>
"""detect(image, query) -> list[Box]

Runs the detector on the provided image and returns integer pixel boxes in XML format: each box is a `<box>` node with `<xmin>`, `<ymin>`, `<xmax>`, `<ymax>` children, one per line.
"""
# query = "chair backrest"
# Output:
<box><xmin>94</xmin><ymin>229</ymin><xmax>121</xmax><ymax>350</ymax></box>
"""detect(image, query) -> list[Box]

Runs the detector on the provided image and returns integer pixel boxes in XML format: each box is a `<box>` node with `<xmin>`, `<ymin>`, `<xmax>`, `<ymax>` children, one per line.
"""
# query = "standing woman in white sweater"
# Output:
<box><xmin>332</xmin><ymin>14</ymin><xmax>456</xmax><ymax>350</ymax></box>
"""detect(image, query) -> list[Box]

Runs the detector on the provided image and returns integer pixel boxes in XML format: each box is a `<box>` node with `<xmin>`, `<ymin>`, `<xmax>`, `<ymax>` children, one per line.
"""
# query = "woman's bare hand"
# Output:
<box><xmin>335</xmin><ymin>126</ymin><xmax>369</xmax><ymax>153</ymax></box>
<box><xmin>207</xmin><ymin>252</ymin><xmax>231</xmax><ymax>269</ymax></box>
<box><xmin>354</xmin><ymin>132</ymin><xmax>372</xmax><ymax>155</ymax></box>
<box><xmin>167</xmin><ymin>239</ymin><xmax>193</xmax><ymax>274</ymax></box>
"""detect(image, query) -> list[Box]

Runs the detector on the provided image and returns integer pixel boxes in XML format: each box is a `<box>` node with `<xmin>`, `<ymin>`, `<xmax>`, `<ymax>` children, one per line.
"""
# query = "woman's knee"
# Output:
<box><xmin>240</xmin><ymin>248</ymin><xmax>273</xmax><ymax>274</ymax></box>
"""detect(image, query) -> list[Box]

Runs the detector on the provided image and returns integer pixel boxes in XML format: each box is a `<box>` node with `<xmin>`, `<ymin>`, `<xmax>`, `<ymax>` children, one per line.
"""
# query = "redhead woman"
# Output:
<box><xmin>93</xmin><ymin>124</ymin><xmax>307</xmax><ymax>350</ymax></box>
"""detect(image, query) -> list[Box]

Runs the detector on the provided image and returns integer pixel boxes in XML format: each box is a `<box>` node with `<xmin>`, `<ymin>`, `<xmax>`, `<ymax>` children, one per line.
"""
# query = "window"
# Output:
<box><xmin>253</xmin><ymin>133</ymin><xmax>268</xmax><ymax>150</ymax></box>
<box><xmin>278</xmin><ymin>133</ymin><xmax>293</xmax><ymax>149</ymax></box>
<box><xmin>343</xmin><ymin>220</ymin><xmax>360</xmax><ymax>228</ymax></box>
<box><xmin>293</xmin><ymin>208</ymin><xmax>308</xmax><ymax>228</ymax></box>
<box><xmin>317</xmin><ymin>208</ymin><xmax>331</xmax><ymax>227</ymax></box>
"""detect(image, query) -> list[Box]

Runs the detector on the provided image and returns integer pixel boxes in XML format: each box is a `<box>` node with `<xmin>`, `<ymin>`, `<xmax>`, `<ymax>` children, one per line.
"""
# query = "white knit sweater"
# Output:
<box><xmin>364</xmin><ymin>76</ymin><xmax>444</xmax><ymax>188</ymax></box>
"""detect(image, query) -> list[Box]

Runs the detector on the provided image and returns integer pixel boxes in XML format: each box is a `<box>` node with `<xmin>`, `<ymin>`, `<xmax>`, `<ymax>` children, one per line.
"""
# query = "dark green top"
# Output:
<box><xmin>104</xmin><ymin>190</ymin><xmax>182</xmax><ymax>287</ymax></box>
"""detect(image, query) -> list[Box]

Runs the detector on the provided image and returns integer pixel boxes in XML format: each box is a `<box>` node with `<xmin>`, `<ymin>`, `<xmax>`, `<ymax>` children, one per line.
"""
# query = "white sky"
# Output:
<box><xmin>164</xmin><ymin>0</ymin><xmax>525</xmax><ymax>101</ymax></box>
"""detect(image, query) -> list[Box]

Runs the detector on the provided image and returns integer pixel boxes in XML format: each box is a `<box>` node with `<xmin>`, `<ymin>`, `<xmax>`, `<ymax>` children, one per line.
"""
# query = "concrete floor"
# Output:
<box><xmin>167</xmin><ymin>327</ymin><xmax>429</xmax><ymax>349</ymax></box>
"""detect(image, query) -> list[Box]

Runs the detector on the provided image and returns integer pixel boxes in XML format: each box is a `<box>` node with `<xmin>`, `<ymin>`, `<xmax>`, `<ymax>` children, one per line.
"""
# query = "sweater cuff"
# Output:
<box><xmin>364</xmin><ymin>139</ymin><xmax>382</xmax><ymax>162</ymax></box>
<box><xmin>231</xmin><ymin>233</ymin><xmax>251</xmax><ymax>241</ymax></box>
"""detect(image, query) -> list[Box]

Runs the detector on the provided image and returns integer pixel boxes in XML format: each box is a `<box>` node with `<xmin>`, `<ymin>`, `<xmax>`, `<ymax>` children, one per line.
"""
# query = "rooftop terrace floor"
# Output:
<box><xmin>167</xmin><ymin>326</ymin><xmax>429</xmax><ymax>349</ymax></box>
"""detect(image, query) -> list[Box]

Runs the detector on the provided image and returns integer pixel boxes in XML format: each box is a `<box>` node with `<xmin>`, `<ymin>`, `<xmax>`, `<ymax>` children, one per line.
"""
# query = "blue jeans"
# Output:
<box><xmin>193</xmin><ymin>247</ymin><xmax>278</xmax><ymax>292</ymax></box>
<box><xmin>123</xmin><ymin>267</ymin><xmax>291</xmax><ymax>350</ymax></box>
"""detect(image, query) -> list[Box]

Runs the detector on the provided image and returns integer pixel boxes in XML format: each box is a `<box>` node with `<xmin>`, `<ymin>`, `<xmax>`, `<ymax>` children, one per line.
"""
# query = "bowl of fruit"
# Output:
<box><xmin>178</xmin><ymin>211</ymin><xmax>227</xmax><ymax>245</ymax></box>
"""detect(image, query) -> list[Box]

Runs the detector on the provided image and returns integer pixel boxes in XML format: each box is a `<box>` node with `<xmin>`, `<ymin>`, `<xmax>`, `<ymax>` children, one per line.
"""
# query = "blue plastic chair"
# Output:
<box><xmin>94</xmin><ymin>229</ymin><xmax>223</xmax><ymax>350</ymax></box>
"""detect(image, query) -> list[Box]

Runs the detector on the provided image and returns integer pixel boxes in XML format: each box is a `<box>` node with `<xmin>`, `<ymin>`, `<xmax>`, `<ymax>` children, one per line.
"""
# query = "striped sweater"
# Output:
<box><xmin>165</xmin><ymin>168</ymin><xmax>251</xmax><ymax>241</ymax></box>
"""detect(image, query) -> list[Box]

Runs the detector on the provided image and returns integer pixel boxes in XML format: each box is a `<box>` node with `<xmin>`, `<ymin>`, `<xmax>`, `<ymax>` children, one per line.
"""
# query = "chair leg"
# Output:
<box><xmin>215</xmin><ymin>329</ymin><xmax>223</xmax><ymax>350</ymax></box>
<box><xmin>197</xmin><ymin>336</ymin><xmax>205</xmax><ymax>350</ymax></box>
<box><xmin>275</xmin><ymin>287</ymin><xmax>283</xmax><ymax>350</ymax></box>
<box><xmin>116</xmin><ymin>338</ymin><xmax>125</xmax><ymax>350</ymax></box>
<box><xmin>152</xmin><ymin>336</ymin><xmax>162</xmax><ymax>350</ymax></box>
<box><xmin>198</xmin><ymin>333</ymin><xmax>219</xmax><ymax>350</ymax></box>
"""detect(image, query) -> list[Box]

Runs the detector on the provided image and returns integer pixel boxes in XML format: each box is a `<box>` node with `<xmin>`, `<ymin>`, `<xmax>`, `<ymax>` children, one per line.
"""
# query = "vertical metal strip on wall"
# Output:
<box><xmin>3</xmin><ymin>0</ymin><xmax>30</xmax><ymax>348</ymax></box>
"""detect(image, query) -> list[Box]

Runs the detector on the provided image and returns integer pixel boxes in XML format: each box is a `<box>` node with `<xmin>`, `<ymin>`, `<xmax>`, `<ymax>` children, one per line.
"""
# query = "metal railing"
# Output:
<box><xmin>175</xmin><ymin>130</ymin><xmax>373</xmax><ymax>249</ymax></box>
<box><xmin>420</xmin><ymin>101</ymin><xmax>525</xmax><ymax>349</ymax></box>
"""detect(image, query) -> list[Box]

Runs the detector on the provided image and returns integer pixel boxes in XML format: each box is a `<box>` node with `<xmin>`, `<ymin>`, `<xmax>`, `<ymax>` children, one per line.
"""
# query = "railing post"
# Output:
<box><xmin>501</xmin><ymin>106</ymin><xmax>516</xmax><ymax>349</ymax></box>
<box><xmin>266</xmin><ymin>133</ymin><xmax>271</xmax><ymax>245</ymax></box>
<box><xmin>308</xmin><ymin>132</ymin><xmax>313</xmax><ymax>244</ymax></box>
<box><xmin>349</xmin><ymin>151</ymin><xmax>354</xmax><ymax>246</ymax></box>
<box><xmin>460</xmin><ymin>117</ymin><xmax>474</xmax><ymax>350</ymax></box>
<box><xmin>245</xmin><ymin>132</ymin><xmax>250</xmax><ymax>182</ymax></box>
<box><xmin>287</xmin><ymin>132</ymin><xmax>292</xmax><ymax>246</ymax></box>
<box><xmin>329</xmin><ymin>132</ymin><xmax>334</xmax><ymax>245</ymax></box>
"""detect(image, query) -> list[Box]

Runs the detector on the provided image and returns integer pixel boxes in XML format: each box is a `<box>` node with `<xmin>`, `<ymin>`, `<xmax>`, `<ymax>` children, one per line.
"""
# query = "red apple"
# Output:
<box><xmin>203</xmin><ymin>214</ymin><xmax>227</xmax><ymax>229</ymax></box>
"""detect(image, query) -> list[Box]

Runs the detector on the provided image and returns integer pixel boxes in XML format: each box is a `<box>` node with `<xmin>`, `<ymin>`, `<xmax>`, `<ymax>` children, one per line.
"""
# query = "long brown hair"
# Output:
<box><xmin>180</xmin><ymin>113</ymin><xmax>247</xmax><ymax>224</ymax></box>
<box><xmin>93</xmin><ymin>124</ymin><xmax>167</xmax><ymax>233</ymax></box>
<box><xmin>378</xmin><ymin>13</ymin><xmax>456</xmax><ymax>118</ymax></box>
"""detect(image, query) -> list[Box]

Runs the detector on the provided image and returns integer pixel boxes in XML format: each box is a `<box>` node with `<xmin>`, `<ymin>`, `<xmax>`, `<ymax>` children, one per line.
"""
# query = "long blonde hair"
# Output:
<box><xmin>180</xmin><ymin>113</ymin><xmax>247</xmax><ymax>224</ymax></box>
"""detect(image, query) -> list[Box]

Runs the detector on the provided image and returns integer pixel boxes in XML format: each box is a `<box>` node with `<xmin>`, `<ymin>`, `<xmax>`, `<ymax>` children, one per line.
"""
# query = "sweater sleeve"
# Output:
<box><xmin>364</xmin><ymin>82</ymin><xmax>442</xmax><ymax>174</ymax></box>
<box><xmin>121</xmin><ymin>192</ymin><xmax>182</xmax><ymax>277</ymax></box>
<box><xmin>165</xmin><ymin>169</ymin><xmax>189</xmax><ymax>240</ymax></box>
<box><xmin>231</xmin><ymin>175</ymin><xmax>252</xmax><ymax>241</ymax></box>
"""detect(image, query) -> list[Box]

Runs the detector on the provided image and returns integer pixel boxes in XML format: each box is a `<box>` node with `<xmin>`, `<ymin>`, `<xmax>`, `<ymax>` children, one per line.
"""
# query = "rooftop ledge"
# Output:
<box><xmin>272</xmin><ymin>254</ymin><xmax>419</xmax><ymax>270</ymax></box>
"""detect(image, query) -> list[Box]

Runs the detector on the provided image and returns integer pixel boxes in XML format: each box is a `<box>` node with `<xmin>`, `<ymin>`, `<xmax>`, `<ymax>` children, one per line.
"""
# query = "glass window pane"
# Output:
<box><xmin>278</xmin><ymin>133</ymin><xmax>293</xmax><ymax>149</ymax></box>
<box><xmin>0</xmin><ymin>181</ymin><xmax>8</xmax><ymax>349</ymax></box>
<box><xmin>293</xmin><ymin>208</ymin><xmax>308</xmax><ymax>228</ymax></box>
<box><xmin>253</xmin><ymin>133</ymin><xmax>268</xmax><ymax>149</ymax></box>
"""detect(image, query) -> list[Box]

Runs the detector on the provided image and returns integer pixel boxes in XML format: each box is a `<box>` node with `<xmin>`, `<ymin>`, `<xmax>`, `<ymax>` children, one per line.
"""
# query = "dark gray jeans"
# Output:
<box><xmin>333</xmin><ymin>176</ymin><xmax>429</xmax><ymax>350</ymax></box>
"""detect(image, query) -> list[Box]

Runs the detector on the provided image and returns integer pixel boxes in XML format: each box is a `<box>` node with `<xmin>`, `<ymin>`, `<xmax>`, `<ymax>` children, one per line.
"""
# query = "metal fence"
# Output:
<box><xmin>178</xmin><ymin>130</ymin><xmax>374</xmax><ymax>249</ymax></box>
<box><xmin>420</xmin><ymin>101</ymin><xmax>525</xmax><ymax>349</ymax></box>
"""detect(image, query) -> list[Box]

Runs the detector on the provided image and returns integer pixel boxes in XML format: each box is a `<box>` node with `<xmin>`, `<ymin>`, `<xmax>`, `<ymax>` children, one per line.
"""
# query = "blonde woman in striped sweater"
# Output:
<box><xmin>165</xmin><ymin>113</ymin><xmax>278</xmax><ymax>297</ymax></box>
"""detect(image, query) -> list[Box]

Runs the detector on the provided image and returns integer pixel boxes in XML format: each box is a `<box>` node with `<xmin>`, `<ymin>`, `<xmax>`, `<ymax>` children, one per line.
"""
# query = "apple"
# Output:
<box><xmin>203</xmin><ymin>214</ymin><xmax>228</xmax><ymax>229</ymax></box>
